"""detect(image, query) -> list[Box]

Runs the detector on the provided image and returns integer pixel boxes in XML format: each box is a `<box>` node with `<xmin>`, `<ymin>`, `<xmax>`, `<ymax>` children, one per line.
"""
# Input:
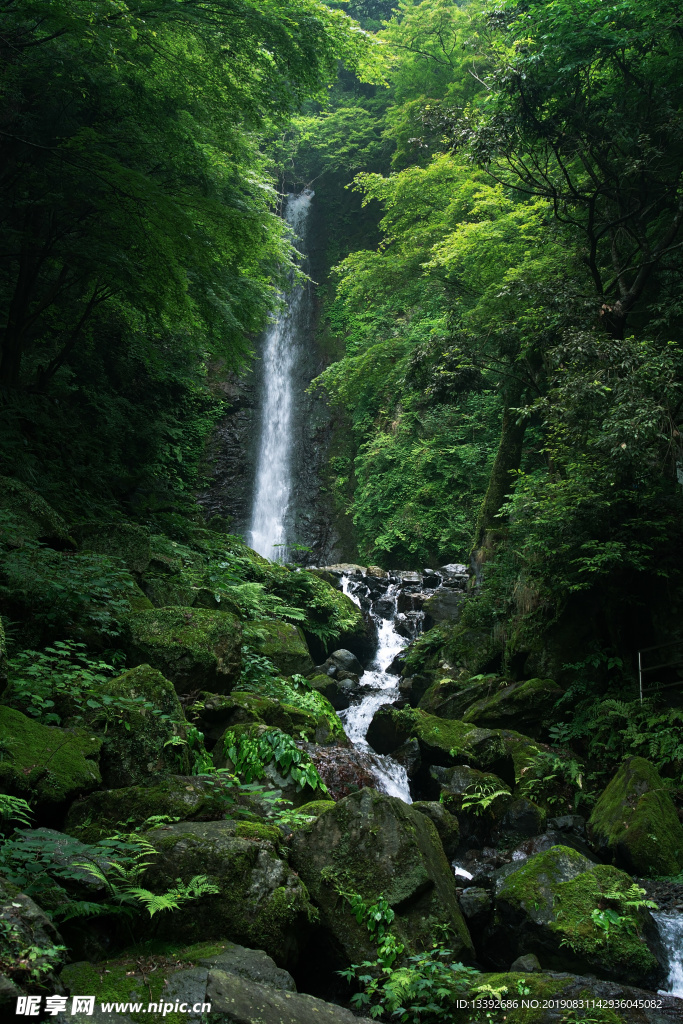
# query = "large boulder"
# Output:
<box><xmin>290</xmin><ymin>788</ymin><xmax>474</xmax><ymax>968</ymax></box>
<box><xmin>462</xmin><ymin>678</ymin><xmax>563</xmax><ymax>737</ymax></box>
<box><xmin>74</xmin><ymin>521</ymin><xmax>151</xmax><ymax>573</ymax></box>
<box><xmin>95</xmin><ymin>664</ymin><xmax>190</xmax><ymax>788</ymax></box>
<box><xmin>0</xmin><ymin>706</ymin><xmax>101</xmax><ymax>812</ymax></box>
<box><xmin>367</xmin><ymin>707</ymin><xmax>514</xmax><ymax>782</ymax></box>
<box><xmin>142</xmin><ymin>820</ymin><xmax>317</xmax><ymax>968</ymax></box>
<box><xmin>124</xmin><ymin>607</ymin><xmax>242</xmax><ymax>694</ymax></box>
<box><xmin>588</xmin><ymin>757</ymin><xmax>683</xmax><ymax>876</ymax></box>
<box><xmin>64</xmin><ymin>776</ymin><xmax>238</xmax><ymax>842</ymax></box>
<box><xmin>490</xmin><ymin>845</ymin><xmax>661</xmax><ymax>985</ymax></box>
<box><xmin>59</xmin><ymin>941</ymin><xmax>371</xmax><ymax>1024</ymax></box>
<box><xmin>195</xmin><ymin>689</ymin><xmax>342</xmax><ymax>747</ymax></box>
<box><xmin>0</xmin><ymin>476</ymin><xmax>73</xmax><ymax>547</ymax></box>
<box><xmin>307</xmin><ymin>745</ymin><xmax>378</xmax><ymax>800</ymax></box>
<box><xmin>411</xmin><ymin>800</ymin><xmax>460</xmax><ymax>859</ymax></box>
<box><xmin>423</xmin><ymin>588</ymin><xmax>465</xmax><ymax>624</ymax></box>
<box><xmin>251</xmin><ymin>620</ymin><xmax>314</xmax><ymax>676</ymax></box>
<box><xmin>0</xmin><ymin>875</ymin><xmax>67</xmax><ymax>1003</ymax></box>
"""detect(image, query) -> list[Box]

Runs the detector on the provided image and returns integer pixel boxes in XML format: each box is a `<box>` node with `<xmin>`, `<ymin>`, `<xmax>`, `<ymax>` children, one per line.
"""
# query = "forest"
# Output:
<box><xmin>1</xmin><ymin>1</ymin><xmax>683</xmax><ymax>1022</ymax></box>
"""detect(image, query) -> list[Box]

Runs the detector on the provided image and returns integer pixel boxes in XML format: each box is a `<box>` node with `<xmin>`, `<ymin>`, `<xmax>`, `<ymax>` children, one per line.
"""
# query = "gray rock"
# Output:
<box><xmin>327</xmin><ymin>649</ymin><xmax>364</xmax><ymax>676</ymax></box>
<box><xmin>510</xmin><ymin>953</ymin><xmax>542</xmax><ymax>972</ymax></box>
<box><xmin>412</xmin><ymin>799</ymin><xmax>460</xmax><ymax>858</ymax></box>
<box><xmin>458</xmin><ymin>887</ymin><xmax>492</xmax><ymax>920</ymax></box>
<box><xmin>290</xmin><ymin>788</ymin><xmax>474</xmax><ymax>967</ymax></box>
<box><xmin>423</xmin><ymin>588</ymin><xmax>465</xmax><ymax>623</ymax></box>
<box><xmin>548</xmin><ymin>814</ymin><xmax>586</xmax><ymax>836</ymax></box>
<box><xmin>207</xmin><ymin>970</ymin><xmax>371</xmax><ymax>1024</ymax></box>
<box><xmin>0</xmin><ymin>875</ymin><xmax>67</xmax><ymax>1002</ymax></box>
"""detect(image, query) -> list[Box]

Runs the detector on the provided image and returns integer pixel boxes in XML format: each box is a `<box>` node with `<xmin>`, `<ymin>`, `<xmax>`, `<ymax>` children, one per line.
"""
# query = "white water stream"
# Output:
<box><xmin>654</xmin><ymin>912</ymin><xmax>683</xmax><ymax>998</ymax></box>
<box><xmin>339</xmin><ymin>577</ymin><xmax>413</xmax><ymax>802</ymax></box>
<box><xmin>249</xmin><ymin>191</ymin><xmax>313</xmax><ymax>561</ymax></box>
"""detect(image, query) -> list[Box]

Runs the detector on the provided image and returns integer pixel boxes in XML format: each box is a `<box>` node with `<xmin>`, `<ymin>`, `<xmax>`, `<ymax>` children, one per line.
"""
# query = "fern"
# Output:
<box><xmin>0</xmin><ymin>794</ymin><xmax>33</xmax><ymax>827</ymax></box>
<box><xmin>125</xmin><ymin>875</ymin><xmax>219</xmax><ymax>917</ymax></box>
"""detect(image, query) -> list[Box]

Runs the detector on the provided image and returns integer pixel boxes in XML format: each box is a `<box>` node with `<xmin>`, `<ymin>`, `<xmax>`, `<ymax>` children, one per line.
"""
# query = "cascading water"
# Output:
<box><xmin>249</xmin><ymin>190</ymin><xmax>313</xmax><ymax>562</ymax></box>
<box><xmin>340</xmin><ymin>577</ymin><xmax>413</xmax><ymax>802</ymax></box>
<box><xmin>654</xmin><ymin>912</ymin><xmax>683</xmax><ymax>998</ymax></box>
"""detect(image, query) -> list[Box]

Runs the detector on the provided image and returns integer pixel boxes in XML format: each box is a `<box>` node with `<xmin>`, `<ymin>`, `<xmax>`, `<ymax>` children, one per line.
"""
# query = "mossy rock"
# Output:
<box><xmin>124</xmin><ymin>606</ymin><xmax>242</xmax><ymax>695</ymax></box>
<box><xmin>411</xmin><ymin>800</ymin><xmax>460</xmax><ymax>859</ymax></box>
<box><xmin>195</xmin><ymin>690</ymin><xmax>339</xmax><ymax>747</ymax></box>
<box><xmin>0</xmin><ymin>875</ymin><xmax>67</xmax><ymax>999</ymax></box>
<box><xmin>0</xmin><ymin>476</ymin><xmax>73</xmax><ymax>547</ymax></box>
<box><xmin>0</xmin><ymin>706</ymin><xmax>101</xmax><ymax>810</ymax></box>
<box><xmin>499</xmin><ymin>729</ymin><xmax>544</xmax><ymax>785</ymax></box>
<box><xmin>141</xmin><ymin>819</ymin><xmax>317</xmax><ymax>967</ymax></box>
<box><xmin>251</xmin><ymin>620</ymin><xmax>315</xmax><ymax>676</ymax></box>
<box><xmin>418</xmin><ymin>675</ymin><xmax>500</xmax><ymax>719</ymax></box>
<box><xmin>588</xmin><ymin>757</ymin><xmax>683</xmax><ymax>876</ymax></box>
<box><xmin>64</xmin><ymin>775</ymin><xmax>237</xmax><ymax>842</ymax></box>
<box><xmin>290</xmin><ymin>788</ymin><xmax>474</xmax><ymax>969</ymax></box>
<box><xmin>297</xmin><ymin>799</ymin><xmax>336</xmax><ymax>816</ymax></box>
<box><xmin>463</xmin><ymin>678</ymin><xmax>563</xmax><ymax>737</ymax></box>
<box><xmin>0</xmin><ymin>616</ymin><xmax>7</xmax><ymax>694</ymax></box>
<box><xmin>493</xmin><ymin>845</ymin><xmax>661</xmax><ymax>985</ymax></box>
<box><xmin>74</xmin><ymin>521</ymin><xmax>151</xmax><ymax>573</ymax></box>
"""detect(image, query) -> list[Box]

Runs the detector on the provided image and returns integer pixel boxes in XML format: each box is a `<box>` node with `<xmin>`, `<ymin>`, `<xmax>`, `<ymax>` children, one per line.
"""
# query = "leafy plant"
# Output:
<box><xmin>0</xmin><ymin>794</ymin><xmax>33</xmax><ymax>829</ymax></box>
<box><xmin>223</xmin><ymin>728</ymin><xmax>328</xmax><ymax>794</ymax></box>
<box><xmin>459</xmin><ymin>781</ymin><xmax>511</xmax><ymax>816</ymax></box>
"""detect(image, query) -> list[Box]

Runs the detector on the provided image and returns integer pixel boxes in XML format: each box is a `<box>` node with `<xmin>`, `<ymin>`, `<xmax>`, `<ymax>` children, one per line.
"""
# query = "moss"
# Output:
<box><xmin>463</xmin><ymin>678</ymin><xmax>562</xmax><ymax>735</ymax></box>
<box><xmin>250</xmin><ymin>620</ymin><xmax>314</xmax><ymax>676</ymax></box>
<box><xmin>588</xmin><ymin>756</ymin><xmax>683</xmax><ymax>875</ymax></box>
<box><xmin>124</xmin><ymin>606</ymin><xmax>242</xmax><ymax>695</ymax></box>
<box><xmin>75</xmin><ymin>521</ymin><xmax>151</xmax><ymax>573</ymax></box>
<box><xmin>235</xmin><ymin>821</ymin><xmax>282</xmax><ymax>846</ymax></box>
<box><xmin>297</xmin><ymin>799</ymin><xmax>336</xmax><ymax>816</ymax></box>
<box><xmin>64</xmin><ymin>775</ymin><xmax>235</xmax><ymax>841</ymax></box>
<box><xmin>410</xmin><ymin>710</ymin><xmax>509</xmax><ymax>775</ymax></box>
<box><xmin>475</xmin><ymin>974</ymin><xmax>625</xmax><ymax>1024</ymax></box>
<box><xmin>0</xmin><ymin>475</ymin><xmax>73</xmax><ymax>546</ymax></box>
<box><xmin>499</xmin><ymin>730</ymin><xmax>543</xmax><ymax>784</ymax></box>
<box><xmin>96</xmin><ymin>664</ymin><xmax>190</xmax><ymax>787</ymax></box>
<box><xmin>0</xmin><ymin>616</ymin><xmax>7</xmax><ymax>692</ymax></box>
<box><xmin>0</xmin><ymin>705</ymin><xmax>101</xmax><ymax>806</ymax></box>
<box><xmin>498</xmin><ymin>846</ymin><xmax>659</xmax><ymax>984</ymax></box>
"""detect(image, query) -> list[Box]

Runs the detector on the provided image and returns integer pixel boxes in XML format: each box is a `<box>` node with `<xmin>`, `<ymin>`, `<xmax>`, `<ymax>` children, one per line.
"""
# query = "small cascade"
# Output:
<box><xmin>249</xmin><ymin>190</ymin><xmax>314</xmax><ymax>562</ymax></box>
<box><xmin>654</xmin><ymin>912</ymin><xmax>683</xmax><ymax>998</ymax></box>
<box><xmin>314</xmin><ymin>563</ymin><xmax>469</xmax><ymax>803</ymax></box>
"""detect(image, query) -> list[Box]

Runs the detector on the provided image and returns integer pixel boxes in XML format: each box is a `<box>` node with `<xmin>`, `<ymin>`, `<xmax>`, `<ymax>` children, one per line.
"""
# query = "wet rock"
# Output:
<box><xmin>548</xmin><ymin>814</ymin><xmax>586</xmax><ymax>837</ymax></box>
<box><xmin>307</xmin><ymin>745</ymin><xmax>377</xmax><ymax>800</ymax></box>
<box><xmin>374</xmin><ymin>594</ymin><xmax>395</xmax><ymax>619</ymax></box>
<box><xmin>396</xmin><ymin>590</ymin><xmax>427</xmax><ymax>613</ymax></box>
<box><xmin>395</xmin><ymin>570</ymin><xmax>422</xmax><ymax>587</ymax></box>
<box><xmin>124</xmin><ymin>606</ymin><xmax>242</xmax><ymax>695</ymax></box>
<box><xmin>412</xmin><ymin>800</ymin><xmax>460</xmax><ymax>858</ymax></box>
<box><xmin>392</xmin><ymin>737</ymin><xmax>421</xmax><ymax>778</ymax></box>
<box><xmin>509</xmin><ymin>953</ymin><xmax>542</xmax><ymax>972</ymax></box>
<box><xmin>423</xmin><ymin>588</ymin><xmax>465</xmax><ymax>624</ymax></box>
<box><xmin>458</xmin><ymin>886</ymin><xmax>492</xmax><ymax>921</ymax></box>
<box><xmin>324</xmin><ymin>649</ymin><xmax>364</xmax><ymax>676</ymax></box>
<box><xmin>0</xmin><ymin>706</ymin><xmax>101</xmax><ymax>814</ymax></box>
<box><xmin>386</xmin><ymin>650</ymin><xmax>406</xmax><ymax>675</ymax></box>
<box><xmin>307</xmin><ymin>673</ymin><xmax>361</xmax><ymax>711</ymax></box>
<box><xmin>142</xmin><ymin>820</ymin><xmax>316</xmax><ymax>967</ymax></box>
<box><xmin>393</xmin><ymin>610</ymin><xmax>423</xmax><ymax>639</ymax></box>
<box><xmin>588</xmin><ymin>756</ymin><xmax>683</xmax><ymax>876</ymax></box>
<box><xmin>440</xmin><ymin>563</ymin><xmax>468</xmax><ymax>576</ymax></box>
<box><xmin>290</xmin><ymin>789</ymin><xmax>474</xmax><ymax>968</ymax></box>
<box><xmin>491</xmin><ymin>797</ymin><xmax>546</xmax><ymax>845</ymax></box>
<box><xmin>488</xmin><ymin>845</ymin><xmax>662</xmax><ymax>985</ymax></box>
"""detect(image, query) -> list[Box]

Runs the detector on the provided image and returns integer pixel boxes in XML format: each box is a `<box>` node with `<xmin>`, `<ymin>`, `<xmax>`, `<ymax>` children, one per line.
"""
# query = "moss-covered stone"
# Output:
<box><xmin>588</xmin><ymin>757</ymin><xmax>683</xmax><ymax>876</ymax></box>
<box><xmin>493</xmin><ymin>845</ymin><xmax>661</xmax><ymax>985</ymax></box>
<box><xmin>74</xmin><ymin>521</ymin><xmax>151</xmax><ymax>573</ymax></box>
<box><xmin>194</xmin><ymin>689</ymin><xmax>340</xmax><ymax>747</ymax></box>
<box><xmin>64</xmin><ymin>775</ymin><xmax>235</xmax><ymax>842</ymax></box>
<box><xmin>0</xmin><ymin>875</ymin><xmax>67</xmax><ymax>996</ymax></box>
<box><xmin>463</xmin><ymin>678</ymin><xmax>563</xmax><ymax>737</ymax></box>
<box><xmin>0</xmin><ymin>706</ymin><xmax>101</xmax><ymax>808</ymax></box>
<box><xmin>470</xmin><ymin>973</ymin><xmax>638</xmax><ymax>1024</ymax></box>
<box><xmin>124</xmin><ymin>607</ymin><xmax>242</xmax><ymax>694</ymax></box>
<box><xmin>94</xmin><ymin>665</ymin><xmax>190</xmax><ymax>788</ymax></box>
<box><xmin>0</xmin><ymin>475</ymin><xmax>73</xmax><ymax>547</ymax></box>
<box><xmin>290</xmin><ymin>788</ymin><xmax>474</xmax><ymax>968</ymax></box>
<box><xmin>251</xmin><ymin>620</ymin><xmax>314</xmax><ymax>676</ymax></box>
<box><xmin>411</xmin><ymin>800</ymin><xmax>460</xmax><ymax>858</ymax></box>
<box><xmin>141</xmin><ymin>820</ymin><xmax>317</xmax><ymax>967</ymax></box>
<box><xmin>296</xmin><ymin>799</ymin><xmax>336</xmax><ymax>816</ymax></box>
<box><xmin>418</xmin><ymin>675</ymin><xmax>500</xmax><ymax>719</ymax></box>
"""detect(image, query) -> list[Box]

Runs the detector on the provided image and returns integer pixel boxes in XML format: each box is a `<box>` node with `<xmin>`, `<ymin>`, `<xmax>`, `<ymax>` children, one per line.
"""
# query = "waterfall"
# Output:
<box><xmin>654</xmin><ymin>912</ymin><xmax>683</xmax><ymax>998</ymax></box>
<box><xmin>249</xmin><ymin>190</ymin><xmax>314</xmax><ymax>562</ymax></box>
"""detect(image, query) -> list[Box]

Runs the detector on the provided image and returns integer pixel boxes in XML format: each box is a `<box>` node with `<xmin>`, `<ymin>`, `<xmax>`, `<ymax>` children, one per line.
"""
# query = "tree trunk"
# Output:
<box><xmin>471</xmin><ymin>383</ymin><xmax>527</xmax><ymax>565</ymax></box>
